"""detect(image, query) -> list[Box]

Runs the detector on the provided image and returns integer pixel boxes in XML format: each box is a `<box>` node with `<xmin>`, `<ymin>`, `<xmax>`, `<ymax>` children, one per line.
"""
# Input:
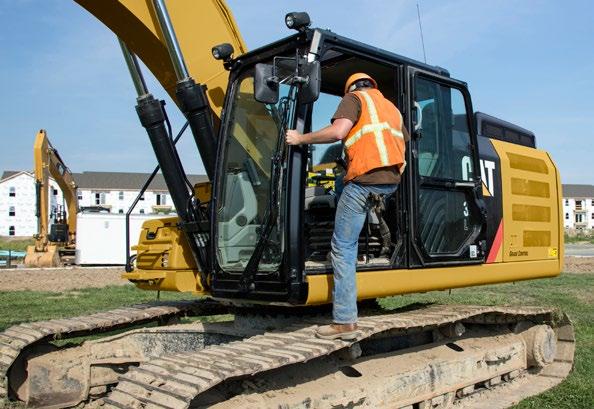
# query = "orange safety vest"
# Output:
<box><xmin>343</xmin><ymin>89</ymin><xmax>406</xmax><ymax>182</ymax></box>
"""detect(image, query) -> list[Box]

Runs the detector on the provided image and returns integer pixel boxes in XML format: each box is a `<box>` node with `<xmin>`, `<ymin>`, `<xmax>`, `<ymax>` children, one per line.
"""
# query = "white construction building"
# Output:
<box><xmin>74</xmin><ymin>171</ymin><xmax>207</xmax><ymax>215</ymax></box>
<box><xmin>0</xmin><ymin>170</ymin><xmax>207</xmax><ymax>237</ymax></box>
<box><xmin>0</xmin><ymin>171</ymin><xmax>64</xmax><ymax>237</ymax></box>
<box><xmin>562</xmin><ymin>184</ymin><xmax>594</xmax><ymax>231</ymax></box>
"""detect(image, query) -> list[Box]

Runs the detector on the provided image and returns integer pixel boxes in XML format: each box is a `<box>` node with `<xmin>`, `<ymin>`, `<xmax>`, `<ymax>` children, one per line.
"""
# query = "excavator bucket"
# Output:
<box><xmin>24</xmin><ymin>244</ymin><xmax>61</xmax><ymax>268</ymax></box>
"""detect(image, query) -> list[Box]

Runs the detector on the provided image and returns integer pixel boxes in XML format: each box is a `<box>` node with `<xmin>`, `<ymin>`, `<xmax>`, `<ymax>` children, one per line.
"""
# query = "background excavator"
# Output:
<box><xmin>24</xmin><ymin>130</ymin><xmax>78</xmax><ymax>267</ymax></box>
<box><xmin>0</xmin><ymin>1</ymin><xmax>574</xmax><ymax>408</ymax></box>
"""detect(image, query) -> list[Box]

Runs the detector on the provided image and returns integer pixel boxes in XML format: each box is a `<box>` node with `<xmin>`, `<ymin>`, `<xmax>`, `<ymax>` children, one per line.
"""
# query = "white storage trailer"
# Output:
<box><xmin>76</xmin><ymin>213</ymin><xmax>161</xmax><ymax>265</ymax></box>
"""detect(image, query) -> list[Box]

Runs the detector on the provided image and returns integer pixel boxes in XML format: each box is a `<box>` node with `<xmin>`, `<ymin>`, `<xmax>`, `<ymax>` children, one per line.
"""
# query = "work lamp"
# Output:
<box><xmin>285</xmin><ymin>12</ymin><xmax>311</xmax><ymax>31</ymax></box>
<box><xmin>211</xmin><ymin>43</ymin><xmax>234</xmax><ymax>61</ymax></box>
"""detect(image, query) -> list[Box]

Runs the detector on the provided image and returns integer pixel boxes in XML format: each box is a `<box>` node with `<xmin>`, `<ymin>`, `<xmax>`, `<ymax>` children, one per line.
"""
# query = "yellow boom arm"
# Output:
<box><xmin>32</xmin><ymin>129</ymin><xmax>78</xmax><ymax>249</ymax></box>
<box><xmin>74</xmin><ymin>0</ymin><xmax>247</xmax><ymax>118</ymax></box>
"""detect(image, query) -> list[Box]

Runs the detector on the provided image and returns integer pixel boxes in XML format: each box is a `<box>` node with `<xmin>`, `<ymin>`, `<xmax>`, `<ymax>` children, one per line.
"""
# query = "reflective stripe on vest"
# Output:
<box><xmin>343</xmin><ymin>90</ymin><xmax>405</xmax><ymax>180</ymax></box>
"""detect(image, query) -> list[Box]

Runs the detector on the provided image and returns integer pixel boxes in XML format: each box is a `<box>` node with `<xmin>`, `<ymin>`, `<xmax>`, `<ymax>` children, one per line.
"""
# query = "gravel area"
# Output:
<box><xmin>563</xmin><ymin>256</ymin><xmax>594</xmax><ymax>274</ymax></box>
<box><xmin>565</xmin><ymin>243</ymin><xmax>594</xmax><ymax>257</ymax></box>
<box><xmin>0</xmin><ymin>266</ymin><xmax>129</xmax><ymax>292</ymax></box>
<box><xmin>0</xmin><ymin>256</ymin><xmax>591</xmax><ymax>292</ymax></box>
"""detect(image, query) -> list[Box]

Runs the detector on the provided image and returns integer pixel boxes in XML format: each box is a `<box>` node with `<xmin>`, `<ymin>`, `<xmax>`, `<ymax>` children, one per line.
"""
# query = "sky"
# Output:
<box><xmin>0</xmin><ymin>0</ymin><xmax>593</xmax><ymax>184</ymax></box>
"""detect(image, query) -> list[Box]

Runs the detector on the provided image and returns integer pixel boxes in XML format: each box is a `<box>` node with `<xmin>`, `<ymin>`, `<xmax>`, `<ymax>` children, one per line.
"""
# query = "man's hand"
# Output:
<box><xmin>286</xmin><ymin>118</ymin><xmax>354</xmax><ymax>146</ymax></box>
<box><xmin>286</xmin><ymin>129</ymin><xmax>303</xmax><ymax>145</ymax></box>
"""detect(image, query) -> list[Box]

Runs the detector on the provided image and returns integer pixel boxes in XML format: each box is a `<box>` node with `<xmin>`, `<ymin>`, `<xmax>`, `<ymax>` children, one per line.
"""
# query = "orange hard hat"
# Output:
<box><xmin>344</xmin><ymin>73</ymin><xmax>377</xmax><ymax>95</ymax></box>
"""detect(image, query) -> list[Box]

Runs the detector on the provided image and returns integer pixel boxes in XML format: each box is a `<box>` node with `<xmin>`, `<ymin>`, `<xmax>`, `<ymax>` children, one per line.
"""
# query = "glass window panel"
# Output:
<box><xmin>483</xmin><ymin>123</ymin><xmax>503</xmax><ymax>138</ymax></box>
<box><xmin>217</xmin><ymin>71</ymin><xmax>292</xmax><ymax>272</ymax></box>
<box><xmin>415</xmin><ymin>78</ymin><xmax>473</xmax><ymax>181</ymax></box>
<box><xmin>418</xmin><ymin>188</ymin><xmax>474</xmax><ymax>254</ymax></box>
<box><xmin>310</xmin><ymin>92</ymin><xmax>343</xmax><ymax>168</ymax></box>
<box><xmin>414</xmin><ymin>76</ymin><xmax>482</xmax><ymax>258</ymax></box>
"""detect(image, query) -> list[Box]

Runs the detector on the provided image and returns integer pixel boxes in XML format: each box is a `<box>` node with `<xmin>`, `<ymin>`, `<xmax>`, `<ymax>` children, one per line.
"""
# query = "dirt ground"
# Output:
<box><xmin>563</xmin><ymin>256</ymin><xmax>594</xmax><ymax>273</ymax></box>
<box><xmin>0</xmin><ymin>266</ymin><xmax>128</xmax><ymax>292</ymax></box>
<box><xmin>0</xmin><ymin>257</ymin><xmax>592</xmax><ymax>292</ymax></box>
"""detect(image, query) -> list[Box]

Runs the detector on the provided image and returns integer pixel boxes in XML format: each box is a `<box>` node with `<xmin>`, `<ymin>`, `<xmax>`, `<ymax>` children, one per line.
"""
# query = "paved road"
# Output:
<box><xmin>565</xmin><ymin>244</ymin><xmax>594</xmax><ymax>257</ymax></box>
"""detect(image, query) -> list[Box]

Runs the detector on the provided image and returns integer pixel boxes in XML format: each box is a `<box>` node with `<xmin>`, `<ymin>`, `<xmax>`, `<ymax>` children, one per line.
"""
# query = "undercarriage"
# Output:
<box><xmin>0</xmin><ymin>302</ymin><xmax>574</xmax><ymax>408</ymax></box>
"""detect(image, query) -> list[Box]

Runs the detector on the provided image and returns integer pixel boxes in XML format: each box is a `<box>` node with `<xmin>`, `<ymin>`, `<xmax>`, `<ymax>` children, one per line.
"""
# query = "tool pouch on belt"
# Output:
<box><xmin>368</xmin><ymin>193</ymin><xmax>392</xmax><ymax>256</ymax></box>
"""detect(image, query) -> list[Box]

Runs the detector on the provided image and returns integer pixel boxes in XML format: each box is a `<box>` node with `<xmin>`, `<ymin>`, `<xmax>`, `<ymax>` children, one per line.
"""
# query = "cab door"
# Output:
<box><xmin>407</xmin><ymin>68</ymin><xmax>487</xmax><ymax>266</ymax></box>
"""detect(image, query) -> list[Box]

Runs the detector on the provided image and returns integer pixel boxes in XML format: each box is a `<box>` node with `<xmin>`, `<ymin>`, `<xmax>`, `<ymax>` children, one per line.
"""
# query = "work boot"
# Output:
<box><xmin>316</xmin><ymin>323</ymin><xmax>359</xmax><ymax>340</ymax></box>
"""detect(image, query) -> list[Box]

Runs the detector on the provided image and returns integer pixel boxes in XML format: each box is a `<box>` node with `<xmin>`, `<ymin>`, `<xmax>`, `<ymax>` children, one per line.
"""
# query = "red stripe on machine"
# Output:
<box><xmin>486</xmin><ymin>221</ymin><xmax>503</xmax><ymax>263</ymax></box>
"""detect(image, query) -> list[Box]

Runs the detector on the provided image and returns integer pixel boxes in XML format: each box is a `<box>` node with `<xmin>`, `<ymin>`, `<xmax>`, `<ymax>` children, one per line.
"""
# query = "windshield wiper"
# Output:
<box><xmin>239</xmin><ymin>87</ymin><xmax>296</xmax><ymax>293</ymax></box>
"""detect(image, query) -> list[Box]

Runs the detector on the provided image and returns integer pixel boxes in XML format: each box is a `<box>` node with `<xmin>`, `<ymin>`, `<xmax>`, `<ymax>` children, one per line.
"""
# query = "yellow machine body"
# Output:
<box><xmin>125</xmin><ymin>139</ymin><xmax>563</xmax><ymax>304</ymax></box>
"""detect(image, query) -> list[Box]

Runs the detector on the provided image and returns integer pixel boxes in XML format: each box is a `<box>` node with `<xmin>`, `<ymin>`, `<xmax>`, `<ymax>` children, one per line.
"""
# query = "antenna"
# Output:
<box><xmin>416</xmin><ymin>1</ymin><xmax>427</xmax><ymax>63</ymax></box>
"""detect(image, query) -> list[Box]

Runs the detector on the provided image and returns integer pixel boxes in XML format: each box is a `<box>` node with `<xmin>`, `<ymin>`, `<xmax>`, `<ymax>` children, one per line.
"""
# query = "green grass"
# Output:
<box><xmin>0</xmin><ymin>285</ymin><xmax>192</xmax><ymax>331</ymax></box>
<box><xmin>564</xmin><ymin>232</ymin><xmax>594</xmax><ymax>244</ymax></box>
<box><xmin>0</xmin><ymin>237</ymin><xmax>34</xmax><ymax>252</ymax></box>
<box><xmin>380</xmin><ymin>272</ymin><xmax>594</xmax><ymax>409</ymax></box>
<box><xmin>0</xmin><ymin>273</ymin><xmax>592</xmax><ymax>408</ymax></box>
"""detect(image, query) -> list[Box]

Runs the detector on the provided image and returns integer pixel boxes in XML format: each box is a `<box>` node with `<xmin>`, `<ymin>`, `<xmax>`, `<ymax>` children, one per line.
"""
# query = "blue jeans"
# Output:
<box><xmin>331</xmin><ymin>182</ymin><xmax>397</xmax><ymax>324</ymax></box>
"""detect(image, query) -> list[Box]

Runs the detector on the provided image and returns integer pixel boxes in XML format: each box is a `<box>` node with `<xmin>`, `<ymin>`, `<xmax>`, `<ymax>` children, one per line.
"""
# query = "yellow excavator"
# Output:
<box><xmin>24</xmin><ymin>130</ymin><xmax>78</xmax><ymax>267</ymax></box>
<box><xmin>0</xmin><ymin>1</ymin><xmax>574</xmax><ymax>408</ymax></box>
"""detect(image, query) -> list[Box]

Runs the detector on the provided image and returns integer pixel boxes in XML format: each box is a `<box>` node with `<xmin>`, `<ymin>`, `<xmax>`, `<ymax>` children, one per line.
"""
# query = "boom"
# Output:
<box><xmin>74</xmin><ymin>0</ymin><xmax>247</xmax><ymax>117</ymax></box>
<box><xmin>25</xmin><ymin>130</ymin><xmax>78</xmax><ymax>267</ymax></box>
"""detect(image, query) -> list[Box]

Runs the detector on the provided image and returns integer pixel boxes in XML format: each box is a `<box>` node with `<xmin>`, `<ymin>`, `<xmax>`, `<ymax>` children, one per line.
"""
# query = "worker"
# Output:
<box><xmin>286</xmin><ymin>73</ymin><xmax>409</xmax><ymax>340</ymax></box>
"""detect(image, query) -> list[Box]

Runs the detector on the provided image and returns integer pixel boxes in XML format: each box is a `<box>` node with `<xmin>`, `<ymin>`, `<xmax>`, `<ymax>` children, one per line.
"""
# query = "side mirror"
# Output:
<box><xmin>298</xmin><ymin>61</ymin><xmax>321</xmax><ymax>104</ymax></box>
<box><xmin>254</xmin><ymin>63</ymin><xmax>279</xmax><ymax>104</ymax></box>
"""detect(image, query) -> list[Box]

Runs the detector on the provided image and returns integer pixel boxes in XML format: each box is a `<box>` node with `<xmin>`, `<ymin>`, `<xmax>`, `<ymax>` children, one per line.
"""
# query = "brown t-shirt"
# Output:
<box><xmin>331</xmin><ymin>92</ymin><xmax>409</xmax><ymax>185</ymax></box>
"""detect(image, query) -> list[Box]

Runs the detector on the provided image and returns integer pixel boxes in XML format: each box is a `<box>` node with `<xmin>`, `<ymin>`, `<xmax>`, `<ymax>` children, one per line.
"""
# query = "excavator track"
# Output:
<box><xmin>0</xmin><ymin>299</ymin><xmax>228</xmax><ymax>400</ymax></box>
<box><xmin>101</xmin><ymin>304</ymin><xmax>574</xmax><ymax>409</ymax></box>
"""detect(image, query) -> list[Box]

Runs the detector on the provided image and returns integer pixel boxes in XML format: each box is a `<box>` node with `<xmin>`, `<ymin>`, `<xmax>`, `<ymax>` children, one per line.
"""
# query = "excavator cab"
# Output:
<box><xmin>205</xmin><ymin>28</ymin><xmax>487</xmax><ymax>303</ymax></box>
